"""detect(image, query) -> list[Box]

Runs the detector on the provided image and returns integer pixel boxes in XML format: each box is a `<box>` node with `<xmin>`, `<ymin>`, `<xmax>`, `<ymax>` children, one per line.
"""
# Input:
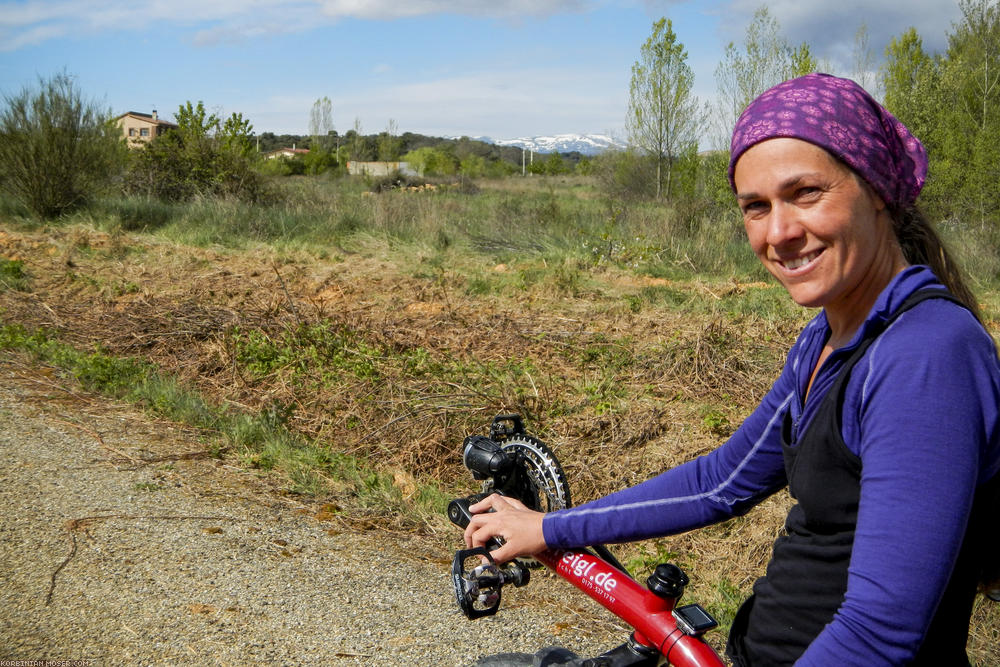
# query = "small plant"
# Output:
<box><xmin>133</xmin><ymin>482</ymin><xmax>163</xmax><ymax>492</ymax></box>
<box><xmin>625</xmin><ymin>540</ymin><xmax>681</xmax><ymax>576</ymax></box>
<box><xmin>700</xmin><ymin>406</ymin><xmax>732</xmax><ymax>437</ymax></box>
<box><xmin>0</xmin><ymin>258</ymin><xmax>30</xmax><ymax>291</ymax></box>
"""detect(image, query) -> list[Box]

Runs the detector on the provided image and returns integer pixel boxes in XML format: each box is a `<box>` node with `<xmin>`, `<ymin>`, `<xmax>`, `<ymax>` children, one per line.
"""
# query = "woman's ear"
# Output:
<box><xmin>854</xmin><ymin>172</ymin><xmax>886</xmax><ymax>212</ymax></box>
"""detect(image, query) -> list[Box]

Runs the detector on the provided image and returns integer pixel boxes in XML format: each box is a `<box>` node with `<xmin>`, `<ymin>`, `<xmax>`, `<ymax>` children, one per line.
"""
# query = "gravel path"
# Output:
<box><xmin>0</xmin><ymin>357</ymin><xmax>624</xmax><ymax>666</ymax></box>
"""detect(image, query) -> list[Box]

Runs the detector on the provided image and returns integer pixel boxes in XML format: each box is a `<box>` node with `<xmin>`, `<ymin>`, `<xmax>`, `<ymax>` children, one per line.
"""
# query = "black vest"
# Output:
<box><xmin>728</xmin><ymin>290</ymin><xmax>998</xmax><ymax>666</ymax></box>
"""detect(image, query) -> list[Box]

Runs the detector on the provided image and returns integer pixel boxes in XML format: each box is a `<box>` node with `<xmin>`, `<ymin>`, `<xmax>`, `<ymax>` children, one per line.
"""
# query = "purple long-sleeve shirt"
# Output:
<box><xmin>543</xmin><ymin>265</ymin><xmax>1000</xmax><ymax>665</ymax></box>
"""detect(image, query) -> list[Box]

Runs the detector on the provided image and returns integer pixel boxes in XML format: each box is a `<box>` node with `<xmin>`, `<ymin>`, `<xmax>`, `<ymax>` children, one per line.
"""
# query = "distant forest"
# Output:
<box><xmin>254</xmin><ymin>131</ymin><xmax>588</xmax><ymax>169</ymax></box>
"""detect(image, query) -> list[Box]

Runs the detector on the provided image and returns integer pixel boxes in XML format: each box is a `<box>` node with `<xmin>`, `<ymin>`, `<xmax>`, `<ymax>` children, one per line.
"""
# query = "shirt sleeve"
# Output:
<box><xmin>542</xmin><ymin>361</ymin><xmax>796</xmax><ymax>549</ymax></box>
<box><xmin>797</xmin><ymin>303</ymin><xmax>1000</xmax><ymax>665</ymax></box>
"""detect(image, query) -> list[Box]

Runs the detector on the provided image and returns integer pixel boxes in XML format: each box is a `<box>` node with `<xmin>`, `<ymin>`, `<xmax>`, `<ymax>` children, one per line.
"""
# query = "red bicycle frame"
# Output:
<box><xmin>533</xmin><ymin>547</ymin><xmax>724</xmax><ymax>666</ymax></box>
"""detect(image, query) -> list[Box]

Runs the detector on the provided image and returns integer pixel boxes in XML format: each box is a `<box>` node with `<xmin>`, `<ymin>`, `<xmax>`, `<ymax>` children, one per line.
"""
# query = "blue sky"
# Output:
<box><xmin>0</xmin><ymin>1</ymin><xmax>963</xmax><ymax>141</ymax></box>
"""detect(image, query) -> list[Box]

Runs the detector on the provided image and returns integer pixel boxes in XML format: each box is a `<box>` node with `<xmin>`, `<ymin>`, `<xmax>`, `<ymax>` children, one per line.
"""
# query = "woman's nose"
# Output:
<box><xmin>765</xmin><ymin>202</ymin><xmax>805</xmax><ymax>247</ymax></box>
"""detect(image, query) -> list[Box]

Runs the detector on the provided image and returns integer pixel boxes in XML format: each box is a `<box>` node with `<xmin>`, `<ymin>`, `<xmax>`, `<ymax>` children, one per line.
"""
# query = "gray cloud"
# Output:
<box><xmin>716</xmin><ymin>0</ymin><xmax>963</xmax><ymax>71</ymax></box>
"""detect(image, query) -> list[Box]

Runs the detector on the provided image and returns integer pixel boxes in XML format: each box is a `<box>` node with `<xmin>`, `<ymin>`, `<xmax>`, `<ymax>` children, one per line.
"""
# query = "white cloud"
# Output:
<box><xmin>316</xmin><ymin>0</ymin><xmax>591</xmax><ymax>20</ymax></box>
<box><xmin>0</xmin><ymin>0</ymin><xmax>601</xmax><ymax>50</ymax></box>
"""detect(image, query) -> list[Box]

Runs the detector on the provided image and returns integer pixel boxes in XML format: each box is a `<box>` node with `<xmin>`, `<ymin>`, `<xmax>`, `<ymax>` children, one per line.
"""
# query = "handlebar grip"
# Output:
<box><xmin>448</xmin><ymin>498</ymin><xmax>474</xmax><ymax>528</ymax></box>
<box><xmin>448</xmin><ymin>495</ymin><xmax>504</xmax><ymax>552</ymax></box>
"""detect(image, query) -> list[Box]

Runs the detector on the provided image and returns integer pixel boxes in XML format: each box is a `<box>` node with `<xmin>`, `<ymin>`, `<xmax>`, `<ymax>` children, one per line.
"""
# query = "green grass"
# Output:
<box><xmin>0</xmin><ymin>257</ymin><xmax>30</xmax><ymax>291</ymax></box>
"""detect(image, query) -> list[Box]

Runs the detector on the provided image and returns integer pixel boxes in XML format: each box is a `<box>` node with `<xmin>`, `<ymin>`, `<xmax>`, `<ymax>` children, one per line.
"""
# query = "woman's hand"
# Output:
<box><xmin>463</xmin><ymin>493</ymin><xmax>547</xmax><ymax>564</ymax></box>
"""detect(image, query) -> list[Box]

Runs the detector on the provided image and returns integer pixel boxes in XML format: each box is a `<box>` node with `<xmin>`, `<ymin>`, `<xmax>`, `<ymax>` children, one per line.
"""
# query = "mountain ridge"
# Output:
<box><xmin>455</xmin><ymin>133</ymin><xmax>627</xmax><ymax>156</ymax></box>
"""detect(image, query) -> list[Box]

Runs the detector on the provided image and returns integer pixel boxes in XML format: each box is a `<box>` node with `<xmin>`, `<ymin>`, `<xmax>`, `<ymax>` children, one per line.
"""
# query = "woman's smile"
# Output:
<box><xmin>779</xmin><ymin>249</ymin><xmax>823</xmax><ymax>272</ymax></box>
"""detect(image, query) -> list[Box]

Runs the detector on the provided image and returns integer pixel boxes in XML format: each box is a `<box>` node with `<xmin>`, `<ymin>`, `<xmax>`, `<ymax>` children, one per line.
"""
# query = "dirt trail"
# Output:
<box><xmin>0</xmin><ymin>357</ymin><xmax>626</xmax><ymax>666</ymax></box>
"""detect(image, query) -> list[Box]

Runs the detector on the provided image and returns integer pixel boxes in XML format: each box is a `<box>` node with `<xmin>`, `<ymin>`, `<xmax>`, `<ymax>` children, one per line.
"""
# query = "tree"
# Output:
<box><xmin>402</xmin><ymin>146</ymin><xmax>457</xmax><ymax>176</ymax></box>
<box><xmin>941</xmin><ymin>0</ymin><xmax>1000</xmax><ymax>226</ymax></box>
<box><xmin>627</xmin><ymin>17</ymin><xmax>702</xmax><ymax>198</ymax></box>
<box><xmin>881</xmin><ymin>28</ymin><xmax>940</xmax><ymax>146</ymax></box>
<box><xmin>220</xmin><ymin>112</ymin><xmax>254</xmax><ymax>157</ymax></box>
<box><xmin>851</xmin><ymin>24</ymin><xmax>877</xmax><ymax>95</ymax></box>
<box><xmin>0</xmin><ymin>71</ymin><xmax>124</xmax><ymax>218</ymax></box>
<box><xmin>348</xmin><ymin>117</ymin><xmax>371</xmax><ymax>161</ymax></box>
<box><xmin>308</xmin><ymin>96</ymin><xmax>334</xmax><ymax>152</ymax></box>
<box><xmin>712</xmin><ymin>6</ymin><xmax>816</xmax><ymax>147</ymax></box>
<box><xmin>377</xmin><ymin>118</ymin><xmax>400</xmax><ymax>162</ymax></box>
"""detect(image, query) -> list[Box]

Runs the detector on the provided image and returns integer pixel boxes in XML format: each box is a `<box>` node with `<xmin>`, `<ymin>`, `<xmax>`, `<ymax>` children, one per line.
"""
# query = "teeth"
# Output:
<box><xmin>784</xmin><ymin>251</ymin><xmax>819</xmax><ymax>270</ymax></box>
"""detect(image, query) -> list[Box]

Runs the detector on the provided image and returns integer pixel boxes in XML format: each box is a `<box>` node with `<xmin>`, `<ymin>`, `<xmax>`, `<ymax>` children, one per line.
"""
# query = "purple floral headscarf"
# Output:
<box><xmin>728</xmin><ymin>73</ymin><xmax>927</xmax><ymax>207</ymax></box>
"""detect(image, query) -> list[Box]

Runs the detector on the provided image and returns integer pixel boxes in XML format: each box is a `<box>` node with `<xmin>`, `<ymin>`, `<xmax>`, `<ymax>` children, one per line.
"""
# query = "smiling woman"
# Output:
<box><xmin>734</xmin><ymin>139</ymin><xmax>905</xmax><ymax>350</ymax></box>
<box><xmin>464</xmin><ymin>73</ymin><xmax>1000</xmax><ymax>667</ymax></box>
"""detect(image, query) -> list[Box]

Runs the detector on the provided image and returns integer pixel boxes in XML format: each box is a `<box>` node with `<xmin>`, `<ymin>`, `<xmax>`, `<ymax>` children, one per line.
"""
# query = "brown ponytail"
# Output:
<box><xmin>891</xmin><ymin>205</ymin><xmax>982</xmax><ymax>322</ymax></box>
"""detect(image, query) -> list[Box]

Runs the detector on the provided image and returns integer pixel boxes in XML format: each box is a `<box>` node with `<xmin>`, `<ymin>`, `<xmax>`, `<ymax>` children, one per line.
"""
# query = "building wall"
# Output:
<box><xmin>117</xmin><ymin>114</ymin><xmax>174</xmax><ymax>146</ymax></box>
<box><xmin>346</xmin><ymin>161</ymin><xmax>415</xmax><ymax>177</ymax></box>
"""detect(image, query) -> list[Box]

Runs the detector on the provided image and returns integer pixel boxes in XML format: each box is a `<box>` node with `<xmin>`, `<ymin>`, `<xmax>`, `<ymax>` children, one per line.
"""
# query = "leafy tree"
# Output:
<box><xmin>348</xmin><ymin>117</ymin><xmax>373</xmax><ymax>161</ymax></box>
<box><xmin>220</xmin><ymin>112</ymin><xmax>254</xmax><ymax>156</ymax></box>
<box><xmin>176</xmin><ymin>101</ymin><xmax>219</xmax><ymax>138</ymax></box>
<box><xmin>403</xmin><ymin>147</ymin><xmax>457</xmax><ymax>176</ymax></box>
<box><xmin>0</xmin><ymin>71</ymin><xmax>125</xmax><ymax>218</ymax></box>
<box><xmin>627</xmin><ymin>17</ymin><xmax>702</xmax><ymax>198</ymax></box>
<box><xmin>882</xmin><ymin>28</ymin><xmax>939</xmax><ymax>140</ymax></box>
<box><xmin>941</xmin><ymin>0</ymin><xmax>1000</xmax><ymax>226</ymax></box>
<box><xmin>459</xmin><ymin>154</ymin><xmax>487</xmax><ymax>178</ymax></box>
<box><xmin>788</xmin><ymin>43</ymin><xmax>819</xmax><ymax>77</ymax></box>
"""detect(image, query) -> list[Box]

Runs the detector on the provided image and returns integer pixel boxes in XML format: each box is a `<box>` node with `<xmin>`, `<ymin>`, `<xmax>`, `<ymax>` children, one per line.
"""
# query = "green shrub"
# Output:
<box><xmin>0</xmin><ymin>71</ymin><xmax>126</xmax><ymax>218</ymax></box>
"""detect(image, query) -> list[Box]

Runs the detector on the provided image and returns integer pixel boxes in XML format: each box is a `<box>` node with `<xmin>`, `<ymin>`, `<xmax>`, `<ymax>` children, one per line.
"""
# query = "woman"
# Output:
<box><xmin>465</xmin><ymin>73</ymin><xmax>1000</xmax><ymax>665</ymax></box>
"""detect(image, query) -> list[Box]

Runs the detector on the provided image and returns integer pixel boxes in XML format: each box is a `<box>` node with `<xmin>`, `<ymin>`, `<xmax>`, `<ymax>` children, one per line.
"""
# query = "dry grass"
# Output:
<box><xmin>1</xmin><ymin>221</ymin><xmax>997</xmax><ymax>663</ymax></box>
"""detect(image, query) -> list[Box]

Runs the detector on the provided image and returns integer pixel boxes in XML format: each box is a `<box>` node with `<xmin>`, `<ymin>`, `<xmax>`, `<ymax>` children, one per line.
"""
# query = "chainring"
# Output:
<box><xmin>485</xmin><ymin>434</ymin><xmax>571</xmax><ymax>513</ymax></box>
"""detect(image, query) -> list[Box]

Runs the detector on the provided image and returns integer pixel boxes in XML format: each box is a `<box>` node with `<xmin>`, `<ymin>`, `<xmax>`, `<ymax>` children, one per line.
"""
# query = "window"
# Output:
<box><xmin>129</xmin><ymin>128</ymin><xmax>137</xmax><ymax>137</ymax></box>
<box><xmin>140</xmin><ymin>128</ymin><xmax>149</xmax><ymax>137</ymax></box>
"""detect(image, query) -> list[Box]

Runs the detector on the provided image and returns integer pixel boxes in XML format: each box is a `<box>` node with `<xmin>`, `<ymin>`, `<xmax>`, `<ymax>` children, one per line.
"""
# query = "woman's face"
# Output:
<box><xmin>733</xmin><ymin>138</ymin><xmax>906</xmax><ymax>329</ymax></box>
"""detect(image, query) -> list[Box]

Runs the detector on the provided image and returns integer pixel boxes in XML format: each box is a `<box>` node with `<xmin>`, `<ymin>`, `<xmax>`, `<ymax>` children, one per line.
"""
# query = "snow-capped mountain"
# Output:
<box><xmin>493</xmin><ymin>133</ymin><xmax>626</xmax><ymax>155</ymax></box>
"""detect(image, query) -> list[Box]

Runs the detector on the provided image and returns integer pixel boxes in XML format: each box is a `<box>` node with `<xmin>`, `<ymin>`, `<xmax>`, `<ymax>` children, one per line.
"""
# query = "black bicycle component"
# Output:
<box><xmin>646</xmin><ymin>563</ymin><xmax>689</xmax><ymax>600</ymax></box>
<box><xmin>580</xmin><ymin>633</ymin><xmax>662</xmax><ymax>667</ymax></box>
<box><xmin>448</xmin><ymin>414</ymin><xmax>726</xmax><ymax>666</ymax></box>
<box><xmin>452</xmin><ymin>546</ymin><xmax>530</xmax><ymax>620</ymax></box>
<box><xmin>672</xmin><ymin>604</ymin><xmax>718</xmax><ymax>637</ymax></box>
<box><xmin>463</xmin><ymin>435</ymin><xmax>514</xmax><ymax>481</ymax></box>
<box><xmin>489</xmin><ymin>413</ymin><xmax>526</xmax><ymax>441</ymax></box>
<box><xmin>452</xmin><ymin>415</ymin><xmax>627</xmax><ymax>604</ymax></box>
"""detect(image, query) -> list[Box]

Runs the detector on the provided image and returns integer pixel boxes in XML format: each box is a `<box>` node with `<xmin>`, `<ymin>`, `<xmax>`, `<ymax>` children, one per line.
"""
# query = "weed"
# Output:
<box><xmin>133</xmin><ymin>482</ymin><xmax>163</xmax><ymax>492</ymax></box>
<box><xmin>625</xmin><ymin>540</ymin><xmax>682</xmax><ymax>576</ymax></box>
<box><xmin>699</xmin><ymin>406</ymin><xmax>733</xmax><ymax>437</ymax></box>
<box><xmin>0</xmin><ymin>258</ymin><xmax>30</xmax><ymax>291</ymax></box>
<box><xmin>708</xmin><ymin>578</ymin><xmax>747</xmax><ymax>637</ymax></box>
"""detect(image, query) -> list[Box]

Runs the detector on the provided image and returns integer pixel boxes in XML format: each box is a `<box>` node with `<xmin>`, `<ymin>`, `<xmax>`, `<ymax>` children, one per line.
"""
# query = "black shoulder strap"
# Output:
<box><xmin>834</xmin><ymin>289</ymin><xmax>966</xmax><ymax>386</ymax></box>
